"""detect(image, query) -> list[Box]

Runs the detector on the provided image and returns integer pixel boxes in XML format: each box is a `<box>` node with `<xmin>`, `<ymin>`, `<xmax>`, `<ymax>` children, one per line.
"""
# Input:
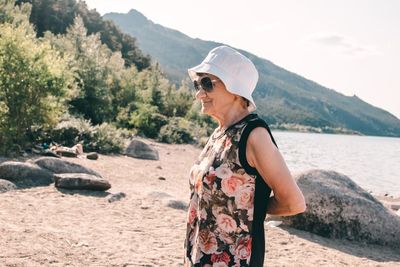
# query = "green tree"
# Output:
<box><xmin>15</xmin><ymin>0</ymin><xmax>151</xmax><ymax>70</ymax></box>
<box><xmin>63</xmin><ymin>16</ymin><xmax>122</xmax><ymax>124</ymax></box>
<box><xmin>163</xmin><ymin>82</ymin><xmax>194</xmax><ymax>117</ymax></box>
<box><xmin>0</xmin><ymin>2</ymin><xmax>75</xmax><ymax>154</ymax></box>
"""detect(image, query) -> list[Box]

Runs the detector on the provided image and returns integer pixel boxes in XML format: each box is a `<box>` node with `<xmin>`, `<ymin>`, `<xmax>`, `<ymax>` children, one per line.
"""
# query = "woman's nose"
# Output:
<box><xmin>195</xmin><ymin>88</ymin><xmax>207</xmax><ymax>100</ymax></box>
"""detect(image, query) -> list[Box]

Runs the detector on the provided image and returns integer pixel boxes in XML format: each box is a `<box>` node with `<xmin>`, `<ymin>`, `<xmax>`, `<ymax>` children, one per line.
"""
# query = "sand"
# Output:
<box><xmin>0</xmin><ymin>139</ymin><xmax>399</xmax><ymax>267</ymax></box>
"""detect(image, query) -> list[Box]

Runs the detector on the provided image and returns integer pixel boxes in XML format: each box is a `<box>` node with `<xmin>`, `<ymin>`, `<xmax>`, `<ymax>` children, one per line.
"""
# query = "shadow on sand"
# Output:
<box><xmin>56</xmin><ymin>188</ymin><xmax>111</xmax><ymax>198</ymax></box>
<box><xmin>280</xmin><ymin>225</ymin><xmax>400</xmax><ymax>262</ymax></box>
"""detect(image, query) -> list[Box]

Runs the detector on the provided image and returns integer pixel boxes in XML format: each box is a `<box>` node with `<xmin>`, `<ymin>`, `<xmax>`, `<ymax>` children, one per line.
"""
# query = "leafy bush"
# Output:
<box><xmin>51</xmin><ymin>115</ymin><xmax>92</xmax><ymax>147</ymax></box>
<box><xmin>163</xmin><ymin>84</ymin><xmax>193</xmax><ymax>117</ymax></box>
<box><xmin>50</xmin><ymin>115</ymin><xmax>127</xmax><ymax>154</ymax></box>
<box><xmin>129</xmin><ymin>103</ymin><xmax>167</xmax><ymax>138</ymax></box>
<box><xmin>85</xmin><ymin>123</ymin><xmax>127</xmax><ymax>153</ymax></box>
<box><xmin>158</xmin><ymin>117</ymin><xmax>195</xmax><ymax>144</ymax></box>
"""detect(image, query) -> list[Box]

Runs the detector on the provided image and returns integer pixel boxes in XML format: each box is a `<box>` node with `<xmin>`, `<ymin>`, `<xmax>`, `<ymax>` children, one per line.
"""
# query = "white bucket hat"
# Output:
<box><xmin>188</xmin><ymin>45</ymin><xmax>259</xmax><ymax>112</ymax></box>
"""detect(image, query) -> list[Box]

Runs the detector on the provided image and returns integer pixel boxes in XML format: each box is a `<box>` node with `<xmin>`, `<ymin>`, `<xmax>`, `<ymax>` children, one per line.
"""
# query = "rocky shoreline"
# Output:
<box><xmin>0</xmin><ymin>139</ymin><xmax>399</xmax><ymax>266</ymax></box>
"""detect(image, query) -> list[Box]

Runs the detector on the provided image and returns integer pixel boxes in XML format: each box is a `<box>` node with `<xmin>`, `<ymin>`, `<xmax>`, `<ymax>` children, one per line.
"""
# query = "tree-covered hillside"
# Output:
<box><xmin>104</xmin><ymin>9</ymin><xmax>400</xmax><ymax>137</ymax></box>
<box><xmin>15</xmin><ymin>0</ymin><xmax>151</xmax><ymax>70</ymax></box>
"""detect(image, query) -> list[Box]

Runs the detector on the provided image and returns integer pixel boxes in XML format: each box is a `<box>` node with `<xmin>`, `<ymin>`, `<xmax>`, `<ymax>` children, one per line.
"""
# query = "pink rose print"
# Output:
<box><xmin>221</xmin><ymin>174</ymin><xmax>246</xmax><ymax>197</ymax></box>
<box><xmin>219</xmin><ymin>230</ymin><xmax>236</xmax><ymax>245</ymax></box>
<box><xmin>199</xmin><ymin>229</ymin><xmax>218</xmax><ymax>254</ymax></box>
<box><xmin>215</xmin><ymin>164</ymin><xmax>233</xmax><ymax>179</ymax></box>
<box><xmin>211</xmin><ymin>251</ymin><xmax>231</xmax><ymax>264</ymax></box>
<box><xmin>235</xmin><ymin>236</ymin><xmax>252</xmax><ymax>260</ymax></box>
<box><xmin>234</xmin><ymin>185</ymin><xmax>254</xmax><ymax>210</ymax></box>
<box><xmin>188</xmin><ymin>199</ymin><xmax>198</xmax><ymax>225</ymax></box>
<box><xmin>216</xmin><ymin>213</ymin><xmax>237</xmax><ymax>233</ymax></box>
<box><xmin>205</xmin><ymin>172</ymin><xmax>217</xmax><ymax>186</ymax></box>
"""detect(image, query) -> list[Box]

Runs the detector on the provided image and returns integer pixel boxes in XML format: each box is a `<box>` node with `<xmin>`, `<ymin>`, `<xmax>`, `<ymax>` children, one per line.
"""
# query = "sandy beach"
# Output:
<box><xmin>0</xmin><ymin>139</ymin><xmax>399</xmax><ymax>267</ymax></box>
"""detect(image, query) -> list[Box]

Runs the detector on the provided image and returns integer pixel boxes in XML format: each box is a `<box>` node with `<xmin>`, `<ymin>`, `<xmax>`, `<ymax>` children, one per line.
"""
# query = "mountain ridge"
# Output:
<box><xmin>104</xmin><ymin>9</ymin><xmax>400</xmax><ymax>137</ymax></box>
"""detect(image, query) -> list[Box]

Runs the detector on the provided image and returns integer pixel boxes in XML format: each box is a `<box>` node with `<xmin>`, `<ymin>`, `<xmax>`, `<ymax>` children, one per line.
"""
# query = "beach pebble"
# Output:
<box><xmin>86</xmin><ymin>152</ymin><xmax>99</xmax><ymax>160</ymax></box>
<box><xmin>107</xmin><ymin>192</ymin><xmax>126</xmax><ymax>203</ymax></box>
<box><xmin>390</xmin><ymin>204</ymin><xmax>400</xmax><ymax>211</ymax></box>
<box><xmin>166</xmin><ymin>200</ymin><xmax>187</xmax><ymax>211</ymax></box>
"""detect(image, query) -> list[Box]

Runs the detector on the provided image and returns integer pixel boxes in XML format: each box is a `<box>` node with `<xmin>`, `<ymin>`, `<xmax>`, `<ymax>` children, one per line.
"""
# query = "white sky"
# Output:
<box><xmin>84</xmin><ymin>0</ymin><xmax>400</xmax><ymax>119</ymax></box>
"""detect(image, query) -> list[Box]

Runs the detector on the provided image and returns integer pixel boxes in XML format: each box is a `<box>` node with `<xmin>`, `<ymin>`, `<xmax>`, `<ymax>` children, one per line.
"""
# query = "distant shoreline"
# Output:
<box><xmin>269</xmin><ymin>124</ymin><xmax>400</xmax><ymax>138</ymax></box>
<box><xmin>272</xmin><ymin>127</ymin><xmax>400</xmax><ymax>139</ymax></box>
<box><xmin>270</xmin><ymin>123</ymin><xmax>363</xmax><ymax>136</ymax></box>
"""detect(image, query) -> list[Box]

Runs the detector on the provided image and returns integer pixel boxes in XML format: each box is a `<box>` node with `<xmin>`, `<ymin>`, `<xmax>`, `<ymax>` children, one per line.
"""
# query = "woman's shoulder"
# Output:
<box><xmin>241</xmin><ymin>113</ymin><xmax>278</xmax><ymax>147</ymax></box>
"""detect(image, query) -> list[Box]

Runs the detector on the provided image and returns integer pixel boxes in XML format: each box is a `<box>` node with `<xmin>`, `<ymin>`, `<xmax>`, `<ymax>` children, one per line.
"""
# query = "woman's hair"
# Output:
<box><xmin>242</xmin><ymin>97</ymin><xmax>250</xmax><ymax>107</ymax></box>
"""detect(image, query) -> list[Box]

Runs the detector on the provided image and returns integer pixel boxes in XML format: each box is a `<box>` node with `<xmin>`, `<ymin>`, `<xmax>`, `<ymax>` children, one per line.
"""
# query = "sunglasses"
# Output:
<box><xmin>193</xmin><ymin>76</ymin><xmax>219</xmax><ymax>92</ymax></box>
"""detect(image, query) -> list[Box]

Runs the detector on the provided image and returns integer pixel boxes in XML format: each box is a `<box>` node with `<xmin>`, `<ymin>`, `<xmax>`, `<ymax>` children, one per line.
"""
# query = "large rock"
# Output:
<box><xmin>0</xmin><ymin>161</ymin><xmax>53</xmax><ymax>188</ymax></box>
<box><xmin>124</xmin><ymin>139</ymin><xmax>159</xmax><ymax>160</ymax></box>
<box><xmin>33</xmin><ymin>157</ymin><xmax>101</xmax><ymax>177</ymax></box>
<box><xmin>282</xmin><ymin>170</ymin><xmax>400</xmax><ymax>248</ymax></box>
<box><xmin>54</xmin><ymin>173</ymin><xmax>111</xmax><ymax>191</ymax></box>
<box><xmin>0</xmin><ymin>179</ymin><xmax>17</xmax><ymax>193</ymax></box>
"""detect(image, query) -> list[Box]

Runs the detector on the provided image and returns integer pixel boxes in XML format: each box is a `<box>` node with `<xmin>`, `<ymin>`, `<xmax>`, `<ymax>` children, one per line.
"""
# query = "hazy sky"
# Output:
<box><xmin>84</xmin><ymin>0</ymin><xmax>400</xmax><ymax>118</ymax></box>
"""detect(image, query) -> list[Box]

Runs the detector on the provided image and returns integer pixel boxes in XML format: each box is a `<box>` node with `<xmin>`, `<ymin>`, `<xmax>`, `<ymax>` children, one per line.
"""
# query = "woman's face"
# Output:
<box><xmin>194</xmin><ymin>73</ymin><xmax>236</xmax><ymax>116</ymax></box>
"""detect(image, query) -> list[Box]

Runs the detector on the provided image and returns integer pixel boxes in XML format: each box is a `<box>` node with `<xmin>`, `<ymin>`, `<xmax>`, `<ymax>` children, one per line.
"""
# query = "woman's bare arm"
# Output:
<box><xmin>246</xmin><ymin>127</ymin><xmax>306</xmax><ymax>216</ymax></box>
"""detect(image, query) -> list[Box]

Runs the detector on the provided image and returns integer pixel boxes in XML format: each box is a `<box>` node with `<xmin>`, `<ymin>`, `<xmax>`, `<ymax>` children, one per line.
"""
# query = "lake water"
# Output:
<box><xmin>272</xmin><ymin>131</ymin><xmax>400</xmax><ymax>197</ymax></box>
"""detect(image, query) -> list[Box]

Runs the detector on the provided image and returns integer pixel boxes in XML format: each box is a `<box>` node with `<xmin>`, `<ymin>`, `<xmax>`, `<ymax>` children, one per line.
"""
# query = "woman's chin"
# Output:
<box><xmin>201</xmin><ymin>107</ymin><xmax>212</xmax><ymax>115</ymax></box>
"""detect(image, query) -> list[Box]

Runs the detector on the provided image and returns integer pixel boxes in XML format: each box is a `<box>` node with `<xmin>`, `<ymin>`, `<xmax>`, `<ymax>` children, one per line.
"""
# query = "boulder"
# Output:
<box><xmin>282</xmin><ymin>170</ymin><xmax>400</xmax><ymax>248</ymax></box>
<box><xmin>33</xmin><ymin>157</ymin><xmax>101</xmax><ymax>177</ymax></box>
<box><xmin>0</xmin><ymin>179</ymin><xmax>17</xmax><ymax>193</ymax></box>
<box><xmin>124</xmin><ymin>140</ymin><xmax>159</xmax><ymax>160</ymax></box>
<box><xmin>54</xmin><ymin>173</ymin><xmax>111</xmax><ymax>191</ymax></box>
<box><xmin>0</xmin><ymin>161</ymin><xmax>53</xmax><ymax>188</ymax></box>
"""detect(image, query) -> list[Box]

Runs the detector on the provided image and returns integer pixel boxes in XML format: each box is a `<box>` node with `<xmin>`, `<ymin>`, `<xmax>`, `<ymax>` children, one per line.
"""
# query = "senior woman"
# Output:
<box><xmin>184</xmin><ymin>46</ymin><xmax>306</xmax><ymax>267</ymax></box>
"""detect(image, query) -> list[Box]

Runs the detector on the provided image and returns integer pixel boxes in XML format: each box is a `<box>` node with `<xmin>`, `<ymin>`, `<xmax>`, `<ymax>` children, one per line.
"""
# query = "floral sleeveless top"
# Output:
<box><xmin>184</xmin><ymin>114</ymin><xmax>276</xmax><ymax>267</ymax></box>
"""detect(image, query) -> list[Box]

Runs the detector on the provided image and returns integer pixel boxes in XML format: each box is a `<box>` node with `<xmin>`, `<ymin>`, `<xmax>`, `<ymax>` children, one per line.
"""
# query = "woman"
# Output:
<box><xmin>184</xmin><ymin>46</ymin><xmax>306</xmax><ymax>267</ymax></box>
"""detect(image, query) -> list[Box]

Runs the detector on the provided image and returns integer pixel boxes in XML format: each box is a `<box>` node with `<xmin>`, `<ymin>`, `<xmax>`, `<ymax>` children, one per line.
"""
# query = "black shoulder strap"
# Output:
<box><xmin>238</xmin><ymin>117</ymin><xmax>277</xmax><ymax>175</ymax></box>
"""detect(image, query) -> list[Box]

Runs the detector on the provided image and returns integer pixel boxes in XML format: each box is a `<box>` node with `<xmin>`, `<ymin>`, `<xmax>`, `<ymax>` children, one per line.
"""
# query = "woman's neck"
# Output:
<box><xmin>213</xmin><ymin>107</ymin><xmax>250</xmax><ymax>131</ymax></box>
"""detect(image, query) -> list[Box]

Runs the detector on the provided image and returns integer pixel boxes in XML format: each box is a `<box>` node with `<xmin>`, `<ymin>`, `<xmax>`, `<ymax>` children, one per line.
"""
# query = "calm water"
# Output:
<box><xmin>272</xmin><ymin>131</ymin><xmax>400</xmax><ymax>197</ymax></box>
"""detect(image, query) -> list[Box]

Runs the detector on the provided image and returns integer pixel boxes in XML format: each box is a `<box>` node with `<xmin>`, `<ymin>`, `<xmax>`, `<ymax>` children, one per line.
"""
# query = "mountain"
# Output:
<box><xmin>104</xmin><ymin>9</ymin><xmax>400</xmax><ymax>137</ymax></box>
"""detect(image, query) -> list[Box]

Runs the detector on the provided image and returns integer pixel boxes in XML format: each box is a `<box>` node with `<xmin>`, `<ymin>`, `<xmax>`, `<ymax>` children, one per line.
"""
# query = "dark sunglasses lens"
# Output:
<box><xmin>201</xmin><ymin>77</ymin><xmax>213</xmax><ymax>91</ymax></box>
